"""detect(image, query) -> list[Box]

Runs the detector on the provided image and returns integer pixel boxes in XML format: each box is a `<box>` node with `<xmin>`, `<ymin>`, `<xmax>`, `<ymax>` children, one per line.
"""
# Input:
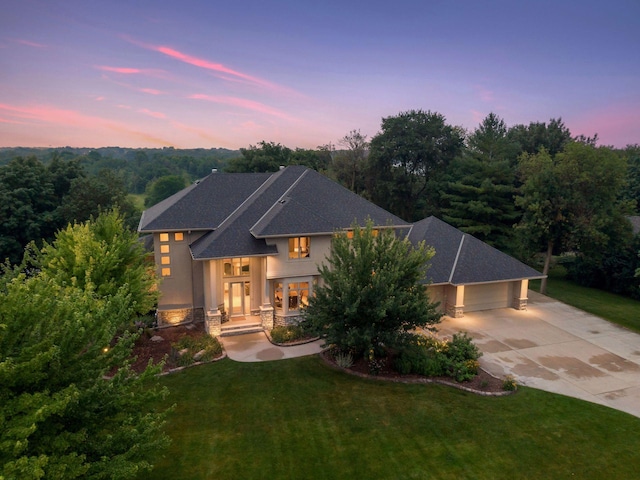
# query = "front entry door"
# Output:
<box><xmin>228</xmin><ymin>281</ymin><xmax>250</xmax><ymax>317</ymax></box>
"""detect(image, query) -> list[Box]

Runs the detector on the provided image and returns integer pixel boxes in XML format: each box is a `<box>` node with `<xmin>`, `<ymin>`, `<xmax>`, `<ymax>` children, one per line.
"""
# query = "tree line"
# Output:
<box><xmin>2</xmin><ymin>110</ymin><xmax>640</xmax><ymax>297</ymax></box>
<box><xmin>225</xmin><ymin>111</ymin><xmax>640</xmax><ymax>299</ymax></box>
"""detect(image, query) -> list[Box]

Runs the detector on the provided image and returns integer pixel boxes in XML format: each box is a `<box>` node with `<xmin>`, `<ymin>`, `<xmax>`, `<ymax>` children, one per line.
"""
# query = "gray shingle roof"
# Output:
<box><xmin>251</xmin><ymin>167</ymin><xmax>407</xmax><ymax>237</ymax></box>
<box><xmin>138</xmin><ymin>172</ymin><xmax>271</xmax><ymax>232</ymax></box>
<box><xmin>140</xmin><ymin>165</ymin><xmax>408</xmax><ymax>260</ymax></box>
<box><xmin>408</xmin><ymin>216</ymin><xmax>543</xmax><ymax>285</ymax></box>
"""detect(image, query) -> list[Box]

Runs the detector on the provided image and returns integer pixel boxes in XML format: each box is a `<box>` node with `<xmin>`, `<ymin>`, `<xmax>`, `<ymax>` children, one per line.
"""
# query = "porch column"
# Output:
<box><xmin>446</xmin><ymin>285</ymin><xmax>465</xmax><ymax>318</ymax></box>
<box><xmin>203</xmin><ymin>260</ymin><xmax>223</xmax><ymax>336</ymax></box>
<box><xmin>512</xmin><ymin>279</ymin><xmax>529</xmax><ymax>310</ymax></box>
<box><xmin>260</xmin><ymin>256</ymin><xmax>274</xmax><ymax>330</ymax></box>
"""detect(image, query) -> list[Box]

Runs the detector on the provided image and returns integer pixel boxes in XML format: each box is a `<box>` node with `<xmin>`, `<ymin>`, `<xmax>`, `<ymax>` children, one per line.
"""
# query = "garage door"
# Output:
<box><xmin>464</xmin><ymin>282</ymin><xmax>512</xmax><ymax>312</ymax></box>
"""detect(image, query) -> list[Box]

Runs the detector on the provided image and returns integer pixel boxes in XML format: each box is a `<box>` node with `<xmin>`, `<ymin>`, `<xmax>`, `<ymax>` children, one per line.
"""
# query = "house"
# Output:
<box><xmin>138</xmin><ymin>165</ymin><xmax>543</xmax><ymax>336</ymax></box>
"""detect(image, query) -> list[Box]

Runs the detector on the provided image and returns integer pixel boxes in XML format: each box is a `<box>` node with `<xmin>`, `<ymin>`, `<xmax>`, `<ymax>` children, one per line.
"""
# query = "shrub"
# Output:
<box><xmin>502</xmin><ymin>375</ymin><xmax>518</xmax><ymax>391</ymax></box>
<box><xmin>170</xmin><ymin>335</ymin><xmax>223</xmax><ymax>367</ymax></box>
<box><xmin>394</xmin><ymin>340</ymin><xmax>446</xmax><ymax>377</ymax></box>
<box><xmin>334</xmin><ymin>350</ymin><xmax>354</xmax><ymax>368</ymax></box>
<box><xmin>394</xmin><ymin>332</ymin><xmax>482</xmax><ymax>382</ymax></box>
<box><xmin>442</xmin><ymin>332</ymin><xmax>482</xmax><ymax>382</ymax></box>
<box><xmin>270</xmin><ymin>325</ymin><xmax>309</xmax><ymax>344</ymax></box>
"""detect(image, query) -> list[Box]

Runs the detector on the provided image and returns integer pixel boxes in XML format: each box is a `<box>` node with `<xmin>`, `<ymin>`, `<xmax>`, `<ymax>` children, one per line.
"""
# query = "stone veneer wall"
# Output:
<box><xmin>274</xmin><ymin>313</ymin><xmax>305</xmax><ymax>327</ymax></box>
<box><xmin>157</xmin><ymin>307</ymin><xmax>204</xmax><ymax>326</ymax></box>
<box><xmin>445</xmin><ymin>303</ymin><xmax>464</xmax><ymax>318</ymax></box>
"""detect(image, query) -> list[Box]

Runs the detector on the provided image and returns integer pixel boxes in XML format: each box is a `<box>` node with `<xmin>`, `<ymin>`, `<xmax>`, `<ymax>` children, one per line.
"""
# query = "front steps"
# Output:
<box><xmin>220</xmin><ymin>319</ymin><xmax>263</xmax><ymax>337</ymax></box>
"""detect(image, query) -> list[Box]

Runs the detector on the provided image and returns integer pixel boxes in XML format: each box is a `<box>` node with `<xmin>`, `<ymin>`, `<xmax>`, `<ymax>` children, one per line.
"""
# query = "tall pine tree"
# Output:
<box><xmin>442</xmin><ymin>113</ymin><xmax>520</xmax><ymax>252</ymax></box>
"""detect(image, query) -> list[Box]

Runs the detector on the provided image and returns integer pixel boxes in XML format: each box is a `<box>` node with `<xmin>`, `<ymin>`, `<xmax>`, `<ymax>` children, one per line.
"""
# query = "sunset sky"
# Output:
<box><xmin>1</xmin><ymin>0</ymin><xmax>639</xmax><ymax>149</ymax></box>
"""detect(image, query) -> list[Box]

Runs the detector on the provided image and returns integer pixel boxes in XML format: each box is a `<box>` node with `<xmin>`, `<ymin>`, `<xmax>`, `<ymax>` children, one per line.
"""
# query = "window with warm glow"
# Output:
<box><xmin>274</xmin><ymin>282</ymin><xmax>283</xmax><ymax>310</ymax></box>
<box><xmin>288</xmin><ymin>282</ymin><xmax>309</xmax><ymax>311</ymax></box>
<box><xmin>160</xmin><ymin>244</ymin><xmax>170</xmax><ymax>254</ymax></box>
<box><xmin>288</xmin><ymin>236</ymin><xmax>310</xmax><ymax>259</ymax></box>
<box><xmin>223</xmin><ymin>258</ymin><xmax>250</xmax><ymax>276</ymax></box>
<box><xmin>174</xmin><ymin>232</ymin><xmax>184</xmax><ymax>241</ymax></box>
<box><xmin>161</xmin><ymin>267</ymin><xmax>171</xmax><ymax>277</ymax></box>
<box><xmin>161</xmin><ymin>256</ymin><xmax>170</xmax><ymax>265</ymax></box>
<box><xmin>159</xmin><ymin>233</ymin><xmax>169</xmax><ymax>242</ymax></box>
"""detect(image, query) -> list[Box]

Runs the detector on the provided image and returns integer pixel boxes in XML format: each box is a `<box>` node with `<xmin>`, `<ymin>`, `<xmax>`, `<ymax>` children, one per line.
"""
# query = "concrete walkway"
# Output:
<box><xmin>220</xmin><ymin>332</ymin><xmax>324</xmax><ymax>362</ymax></box>
<box><xmin>439</xmin><ymin>291</ymin><xmax>640</xmax><ymax>418</ymax></box>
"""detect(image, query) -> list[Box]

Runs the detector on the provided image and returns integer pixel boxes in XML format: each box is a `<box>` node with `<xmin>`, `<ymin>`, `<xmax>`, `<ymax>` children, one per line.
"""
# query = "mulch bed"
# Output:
<box><xmin>131</xmin><ymin>324</ymin><xmax>512</xmax><ymax>395</ymax></box>
<box><xmin>130</xmin><ymin>322</ymin><xmax>220</xmax><ymax>374</ymax></box>
<box><xmin>321</xmin><ymin>350</ymin><xmax>511</xmax><ymax>396</ymax></box>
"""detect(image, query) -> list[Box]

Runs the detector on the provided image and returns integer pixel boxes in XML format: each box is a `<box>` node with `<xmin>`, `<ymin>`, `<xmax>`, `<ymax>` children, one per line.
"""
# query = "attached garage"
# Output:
<box><xmin>411</xmin><ymin>217</ymin><xmax>544</xmax><ymax>318</ymax></box>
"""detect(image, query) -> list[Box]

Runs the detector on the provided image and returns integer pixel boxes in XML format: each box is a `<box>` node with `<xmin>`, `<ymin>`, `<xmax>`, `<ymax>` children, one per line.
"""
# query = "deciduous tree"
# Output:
<box><xmin>0</xmin><ymin>211</ymin><xmax>167</xmax><ymax>480</ymax></box>
<box><xmin>368</xmin><ymin>110</ymin><xmax>464</xmax><ymax>221</ymax></box>
<box><xmin>302</xmin><ymin>221</ymin><xmax>441</xmax><ymax>358</ymax></box>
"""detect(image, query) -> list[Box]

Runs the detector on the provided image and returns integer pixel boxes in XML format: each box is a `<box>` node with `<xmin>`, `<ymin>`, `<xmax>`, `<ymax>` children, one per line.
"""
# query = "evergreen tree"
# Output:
<box><xmin>442</xmin><ymin>113</ymin><xmax>520</xmax><ymax>252</ymax></box>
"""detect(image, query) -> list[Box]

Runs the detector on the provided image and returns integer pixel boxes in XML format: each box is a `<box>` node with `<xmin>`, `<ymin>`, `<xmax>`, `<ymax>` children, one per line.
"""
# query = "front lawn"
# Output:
<box><xmin>139</xmin><ymin>356</ymin><xmax>640</xmax><ymax>480</ymax></box>
<box><xmin>530</xmin><ymin>267</ymin><xmax>640</xmax><ymax>333</ymax></box>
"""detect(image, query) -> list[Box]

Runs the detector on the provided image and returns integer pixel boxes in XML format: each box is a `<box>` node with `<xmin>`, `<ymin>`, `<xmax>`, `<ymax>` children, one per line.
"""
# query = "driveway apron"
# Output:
<box><xmin>438</xmin><ymin>291</ymin><xmax>640</xmax><ymax>418</ymax></box>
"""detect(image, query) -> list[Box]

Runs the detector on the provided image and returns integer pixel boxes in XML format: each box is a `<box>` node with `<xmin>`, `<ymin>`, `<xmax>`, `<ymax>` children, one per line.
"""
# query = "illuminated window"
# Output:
<box><xmin>161</xmin><ymin>256</ymin><xmax>171</xmax><ymax>265</ymax></box>
<box><xmin>274</xmin><ymin>282</ymin><xmax>283</xmax><ymax>310</ymax></box>
<box><xmin>288</xmin><ymin>237</ymin><xmax>310</xmax><ymax>259</ymax></box>
<box><xmin>161</xmin><ymin>267</ymin><xmax>171</xmax><ymax>277</ymax></box>
<box><xmin>174</xmin><ymin>232</ymin><xmax>184</xmax><ymax>241</ymax></box>
<box><xmin>223</xmin><ymin>258</ymin><xmax>250</xmax><ymax>276</ymax></box>
<box><xmin>288</xmin><ymin>282</ymin><xmax>309</xmax><ymax>311</ymax></box>
<box><xmin>273</xmin><ymin>279</ymin><xmax>312</xmax><ymax>313</ymax></box>
<box><xmin>160</xmin><ymin>244</ymin><xmax>170</xmax><ymax>254</ymax></box>
<box><xmin>159</xmin><ymin>233</ymin><xmax>169</xmax><ymax>242</ymax></box>
<box><xmin>346</xmin><ymin>229</ymin><xmax>378</xmax><ymax>239</ymax></box>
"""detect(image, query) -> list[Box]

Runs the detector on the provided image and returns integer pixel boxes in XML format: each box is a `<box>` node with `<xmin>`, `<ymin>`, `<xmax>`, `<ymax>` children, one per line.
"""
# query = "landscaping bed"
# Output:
<box><xmin>131</xmin><ymin>322</ymin><xmax>224</xmax><ymax>374</ymax></box>
<box><xmin>321</xmin><ymin>349</ymin><xmax>511</xmax><ymax>395</ymax></box>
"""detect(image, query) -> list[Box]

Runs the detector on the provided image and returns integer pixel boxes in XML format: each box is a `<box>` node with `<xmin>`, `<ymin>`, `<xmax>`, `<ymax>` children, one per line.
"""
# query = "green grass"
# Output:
<box><xmin>530</xmin><ymin>267</ymin><xmax>640</xmax><ymax>333</ymax></box>
<box><xmin>139</xmin><ymin>357</ymin><xmax>640</xmax><ymax>480</ymax></box>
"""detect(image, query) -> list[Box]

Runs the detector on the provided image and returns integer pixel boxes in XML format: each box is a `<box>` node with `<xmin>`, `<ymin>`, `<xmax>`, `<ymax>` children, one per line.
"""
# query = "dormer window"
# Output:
<box><xmin>289</xmin><ymin>237</ymin><xmax>310</xmax><ymax>259</ymax></box>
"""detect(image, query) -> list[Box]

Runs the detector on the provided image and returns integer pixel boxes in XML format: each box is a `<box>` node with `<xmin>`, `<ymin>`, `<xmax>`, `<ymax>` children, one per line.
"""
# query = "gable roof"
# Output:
<box><xmin>407</xmin><ymin>216</ymin><xmax>543</xmax><ymax>285</ymax></box>
<box><xmin>138</xmin><ymin>172</ymin><xmax>271</xmax><ymax>232</ymax></box>
<box><xmin>140</xmin><ymin>165</ymin><xmax>409</xmax><ymax>260</ymax></box>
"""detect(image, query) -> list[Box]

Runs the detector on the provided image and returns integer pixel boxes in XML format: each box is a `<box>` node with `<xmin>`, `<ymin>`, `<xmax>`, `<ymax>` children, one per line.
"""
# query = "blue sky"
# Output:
<box><xmin>1</xmin><ymin>0</ymin><xmax>638</xmax><ymax>149</ymax></box>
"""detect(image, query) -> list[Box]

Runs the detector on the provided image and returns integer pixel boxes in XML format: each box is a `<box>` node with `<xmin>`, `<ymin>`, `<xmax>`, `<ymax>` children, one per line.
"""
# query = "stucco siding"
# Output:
<box><xmin>155</xmin><ymin>231</ymin><xmax>206</xmax><ymax>309</ymax></box>
<box><xmin>426</xmin><ymin>285</ymin><xmax>446</xmax><ymax>312</ymax></box>
<box><xmin>265</xmin><ymin>235</ymin><xmax>331</xmax><ymax>279</ymax></box>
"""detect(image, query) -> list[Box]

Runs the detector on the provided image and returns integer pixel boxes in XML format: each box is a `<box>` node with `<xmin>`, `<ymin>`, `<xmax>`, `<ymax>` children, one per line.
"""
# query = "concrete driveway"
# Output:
<box><xmin>438</xmin><ymin>291</ymin><xmax>640</xmax><ymax>418</ymax></box>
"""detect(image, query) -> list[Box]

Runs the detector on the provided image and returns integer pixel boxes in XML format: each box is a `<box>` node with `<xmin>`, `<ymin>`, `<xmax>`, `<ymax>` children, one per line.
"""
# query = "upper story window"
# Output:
<box><xmin>159</xmin><ymin>233</ymin><xmax>171</xmax><ymax>276</ymax></box>
<box><xmin>223</xmin><ymin>258</ymin><xmax>250</xmax><ymax>277</ymax></box>
<box><xmin>174</xmin><ymin>232</ymin><xmax>184</xmax><ymax>241</ymax></box>
<box><xmin>289</xmin><ymin>236</ymin><xmax>310</xmax><ymax>259</ymax></box>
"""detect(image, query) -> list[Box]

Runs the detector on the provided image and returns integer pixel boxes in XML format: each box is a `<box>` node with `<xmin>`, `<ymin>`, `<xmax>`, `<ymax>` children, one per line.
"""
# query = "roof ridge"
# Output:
<box><xmin>250</xmin><ymin>168</ymin><xmax>308</xmax><ymax>234</ymax></box>
<box><xmin>448</xmin><ymin>234</ymin><xmax>465</xmax><ymax>283</ymax></box>
<box><xmin>215</xmin><ymin>170</ymin><xmax>281</xmax><ymax>232</ymax></box>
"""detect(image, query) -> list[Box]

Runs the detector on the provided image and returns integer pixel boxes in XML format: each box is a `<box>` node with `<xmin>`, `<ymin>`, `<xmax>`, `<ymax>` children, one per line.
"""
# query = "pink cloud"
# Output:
<box><xmin>95</xmin><ymin>65</ymin><xmax>165</xmax><ymax>76</ymax></box>
<box><xmin>0</xmin><ymin>103</ymin><xmax>173</xmax><ymax>146</ymax></box>
<box><xmin>139</xmin><ymin>108</ymin><xmax>166</xmax><ymax>119</ymax></box>
<box><xmin>13</xmin><ymin>39</ymin><xmax>47</xmax><ymax>48</ymax></box>
<box><xmin>122</xmin><ymin>35</ymin><xmax>286</xmax><ymax>92</ymax></box>
<box><xmin>140</xmin><ymin>88</ymin><xmax>165</xmax><ymax>95</ymax></box>
<box><xmin>188</xmin><ymin>93</ymin><xmax>294</xmax><ymax>120</ymax></box>
<box><xmin>475</xmin><ymin>85</ymin><xmax>495</xmax><ymax>102</ymax></box>
<box><xmin>569</xmin><ymin>103</ymin><xmax>640</xmax><ymax>148</ymax></box>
